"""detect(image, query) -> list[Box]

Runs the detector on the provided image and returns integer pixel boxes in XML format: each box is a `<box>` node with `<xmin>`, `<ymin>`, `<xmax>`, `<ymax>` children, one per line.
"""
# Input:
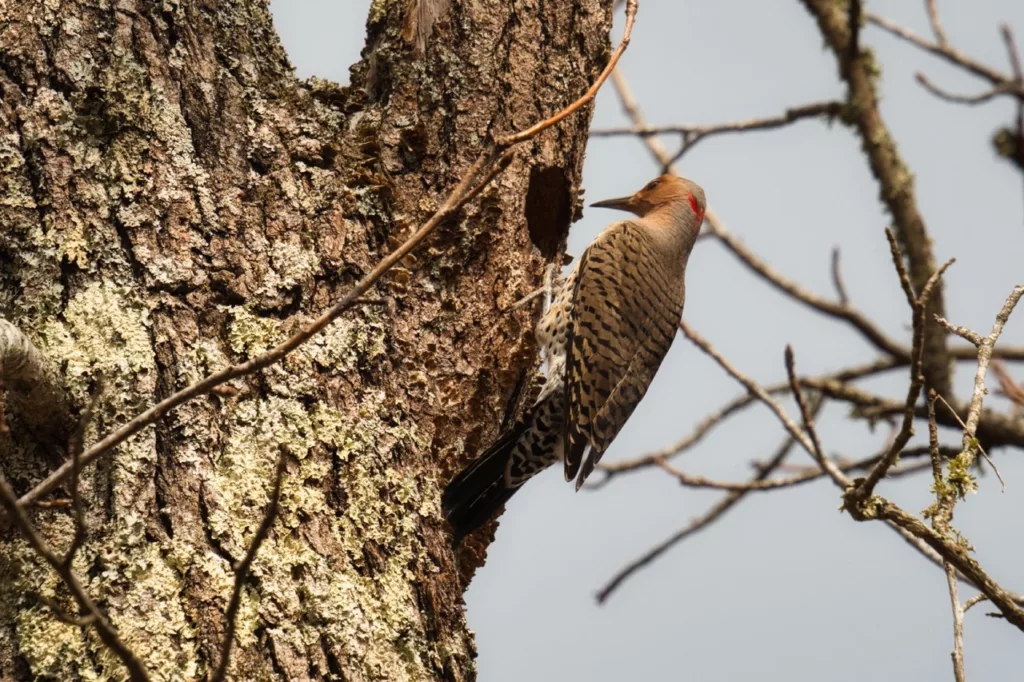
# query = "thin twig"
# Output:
<box><xmin>705</xmin><ymin>217</ymin><xmax>909</xmax><ymax>360</ymax></box>
<box><xmin>661</xmin><ymin>103</ymin><xmax>845</xmax><ymax>168</ymax></box>
<box><xmin>591</xmin><ymin>102</ymin><xmax>847</xmax><ymax>169</ymax></box>
<box><xmin>867</xmin><ymin>13</ymin><xmax>1024</xmax><ymax>98</ymax></box>
<box><xmin>590</xmin><ymin>101</ymin><xmax>844</xmax><ymax>140</ymax></box>
<box><xmin>925</xmin><ymin>0</ymin><xmax>948</xmax><ymax>46</ymax></box>
<box><xmin>607</xmin><ymin>68</ymin><xmax>675</xmax><ymax>169</ymax></box>
<box><xmin>596</xmin><ymin>405</ymin><xmax>819</xmax><ymax>604</ymax></box>
<box><xmin>784</xmin><ymin>346</ymin><xmax>826</xmax><ymax>465</ymax></box>
<box><xmin>928</xmin><ymin>389</ymin><xmax>967</xmax><ymax>681</ymax></box>
<box><xmin>16</xmin><ymin>0</ymin><xmax>641</xmax><ymax>510</ymax></box>
<box><xmin>964</xmin><ymin>286</ymin><xmax>1024</xmax><ymax>435</ymax></box>
<box><xmin>915</xmin><ymin>73</ymin><xmax>1019</xmax><ymax>105</ymax></box>
<box><xmin>992</xmin><ymin>359</ymin><xmax>1024</xmax><ymax>410</ymax></box>
<box><xmin>655</xmin><ymin>453</ymin><xmax>932</xmax><ymax>494</ymax></box>
<box><xmin>681</xmin><ymin>322</ymin><xmax>851</xmax><ymax>487</ymax></box>
<box><xmin>964</xmin><ymin>594</ymin><xmax>989</xmax><ymax>613</ymax></box>
<box><xmin>593</xmin><ymin>357</ymin><xmax>902</xmax><ymax>483</ymax></box>
<box><xmin>211</xmin><ymin>450</ymin><xmax>287</xmax><ymax>682</ymax></box>
<box><xmin>854</xmin><ymin>234</ymin><xmax>953</xmax><ymax>498</ymax></box>
<box><xmin>936</xmin><ymin>316</ymin><xmax>983</xmax><ymax>347</ymax></box>
<box><xmin>831</xmin><ymin>247</ymin><xmax>849</xmax><ymax>305</ymax></box>
<box><xmin>945</xmin><ymin>559</ymin><xmax>967</xmax><ymax>682</ymax></box>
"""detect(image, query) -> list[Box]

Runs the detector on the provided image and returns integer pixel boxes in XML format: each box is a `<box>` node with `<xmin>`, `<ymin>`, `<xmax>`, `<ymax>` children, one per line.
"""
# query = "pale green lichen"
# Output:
<box><xmin>198</xmin><ymin>381</ymin><xmax>457</xmax><ymax>681</ymax></box>
<box><xmin>0</xmin><ymin>274</ymin><xmax>202</xmax><ymax>681</ymax></box>
<box><xmin>90</xmin><ymin>526</ymin><xmax>200</xmax><ymax>682</ymax></box>
<box><xmin>36</xmin><ymin>280</ymin><xmax>155</xmax><ymax>405</ymax></box>
<box><xmin>1</xmin><ymin>1</ymin><xmax>479</xmax><ymax>676</ymax></box>
<box><xmin>2</xmin><ymin>514</ymin><xmax>199</xmax><ymax>682</ymax></box>
<box><xmin>227</xmin><ymin>307</ymin><xmax>282</xmax><ymax>357</ymax></box>
<box><xmin>227</xmin><ymin>303</ymin><xmax>387</xmax><ymax>374</ymax></box>
<box><xmin>367</xmin><ymin>0</ymin><xmax>401</xmax><ymax>25</ymax></box>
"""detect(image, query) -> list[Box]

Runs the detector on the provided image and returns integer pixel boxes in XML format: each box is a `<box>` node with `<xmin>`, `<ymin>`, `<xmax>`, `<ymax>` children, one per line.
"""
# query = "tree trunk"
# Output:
<box><xmin>0</xmin><ymin>0</ymin><xmax>611</xmax><ymax>679</ymax></box>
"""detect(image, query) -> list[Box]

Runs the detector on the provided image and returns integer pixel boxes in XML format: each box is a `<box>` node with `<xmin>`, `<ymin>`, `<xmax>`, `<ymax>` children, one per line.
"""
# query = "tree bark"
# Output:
<box><xmin>0</xmin><ymin>0</ymin><xmax>611</xmax><ymax>679</ymax></box>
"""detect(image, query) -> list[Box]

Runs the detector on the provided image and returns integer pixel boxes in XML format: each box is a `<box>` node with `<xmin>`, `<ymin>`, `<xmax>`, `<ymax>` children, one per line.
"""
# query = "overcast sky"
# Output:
<box><xmin>271</xmin><ymin>2</ymin><xmax>1024</xmax><ymax>680</ymax></box>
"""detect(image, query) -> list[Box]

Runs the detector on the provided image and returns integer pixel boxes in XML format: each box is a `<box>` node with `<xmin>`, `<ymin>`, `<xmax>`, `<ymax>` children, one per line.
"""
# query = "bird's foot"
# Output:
<box><xmin>509</xmin><ymin>262</ymin><xmax>561</xmax><ymax>312</ymax></box>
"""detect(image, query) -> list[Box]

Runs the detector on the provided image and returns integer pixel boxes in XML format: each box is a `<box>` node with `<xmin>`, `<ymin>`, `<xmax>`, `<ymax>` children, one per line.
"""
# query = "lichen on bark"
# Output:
<box><xmin>0</xmin><ymin>0</ymin><xmax>612</xmax><ymax>679</ymax></box>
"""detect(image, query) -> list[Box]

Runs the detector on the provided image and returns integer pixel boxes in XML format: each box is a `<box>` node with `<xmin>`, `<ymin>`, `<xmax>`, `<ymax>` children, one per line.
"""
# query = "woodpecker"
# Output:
<box><xmin>442</xmin><ymin>174</ymin><xmax>706</xmax><ymax>547</ymax></box>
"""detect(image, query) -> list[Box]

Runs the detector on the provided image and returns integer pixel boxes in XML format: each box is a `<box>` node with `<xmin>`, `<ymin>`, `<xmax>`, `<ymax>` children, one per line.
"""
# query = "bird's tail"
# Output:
<box><xmin>442</xmin><ymin>421</ymin><xmax>527</xmax><ymax>548</ymax></box>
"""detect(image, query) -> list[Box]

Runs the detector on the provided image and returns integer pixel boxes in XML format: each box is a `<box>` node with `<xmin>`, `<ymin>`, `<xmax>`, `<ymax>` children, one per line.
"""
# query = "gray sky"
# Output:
<box><xmin>271</xmin><ymin>2</ymin><xmax>1024</xmax><ymax>679</ymax></box>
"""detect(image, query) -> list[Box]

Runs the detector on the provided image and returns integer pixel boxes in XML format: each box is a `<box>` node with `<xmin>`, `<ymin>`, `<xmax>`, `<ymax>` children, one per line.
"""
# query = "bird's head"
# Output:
<box><xmin>591</xmin><ymin>174</ymin><xmax>706</xmax><ymax>224</ymax></box>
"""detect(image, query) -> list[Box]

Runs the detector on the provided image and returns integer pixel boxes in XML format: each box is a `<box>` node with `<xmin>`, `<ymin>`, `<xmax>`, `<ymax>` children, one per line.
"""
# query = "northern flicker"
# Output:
<box><xmin>442</xmin><ymin>174</ymin><xmax>707</xmax><ymax>547</ymax></box>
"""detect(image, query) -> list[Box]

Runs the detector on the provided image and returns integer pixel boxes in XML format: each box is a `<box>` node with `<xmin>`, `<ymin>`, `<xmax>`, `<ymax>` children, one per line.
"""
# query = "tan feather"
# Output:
<box><xmin>563</xmin><ymin>221</ymin><xmax>687</xmax><ymax>489</ymax></box>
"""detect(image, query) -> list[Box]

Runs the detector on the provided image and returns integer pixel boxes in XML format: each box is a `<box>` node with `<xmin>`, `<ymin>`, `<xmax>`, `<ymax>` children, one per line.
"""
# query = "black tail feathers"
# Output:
<box><xmin>442</xmin><ymin>421</ymin><xmax>528</xmax><ymax>548</ymax></box>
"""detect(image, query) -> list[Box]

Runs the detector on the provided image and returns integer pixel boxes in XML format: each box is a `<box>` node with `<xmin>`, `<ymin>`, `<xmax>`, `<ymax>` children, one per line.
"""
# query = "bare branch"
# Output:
<box><xmin>836</xmin><ymin>288</ymin><xmax>1024</xmax><ymax>631</ymax></box>
<box><xmin>925</xmin><ymin>389</ymin><xmax>967</xmax><ymax>680</ymax></box>
<box><xmin>607</xmin><ymin>68</ymin><xmax>676</xmax><ymax>170</ymax></box>
<box><xmin>831</xmin><ymin>247</ymin><xmax>850</xmax><ymax>305</ymax></box>
<box><xmin>915</xmin><ymin>72</ymin><xmax>1020</xmax><ymax>105</ymax></box>
<box><xmin>964</xmin><ymin>286</ymin><xmax>1024</xmax><ymax>436</ymax></box>
<box><xmin>15</xmin><ymin>0</ymin><xmax>642</xmax><ymax>510</ymax></box>
<box><xmin>653</xmin><ymin>102</ymin><xmax>846</xmax><ymax>168</ymax></box>
<box><xmin>705</xmin><ymin>215</ymin><xmax>909</xmax><ymax>359</ymax></box>
<box><xmin>945</xmin><ymin>559</ymin><xmax>967</xmax><ymax>682</ymax></box>
<box><xmin>594</xmin><ymin>358</ymin><xmax>902</xmax><ymax>483</ymax></box>
<box><xmin>992</xmin><ymin>359</ymin><xmax>1024</xmax><ymax>410</ymax></box>
<box><xmin>681</xmin><ymin>322</ymin><xmax>851</xmax><ymax>487</ymax></box>
<box><xmin>854</xmin><ymin>497</ymin><xmax>1024</xmax><ymax>631</ymax></box>
<box><xmin>854</xmin><ymin>239</ymin><xmax>954</xmax><ymax>498</ymax></box>
<box><xmin>964</xmin><ymin>594</ymin><xmax>989</xmax><ymax>613</ymax></box>
<box><xmin>656</xmin><ymin>450</ymin><xmax>933</xmax><ymax>494</ymax></box>
<box><xmin>211</xmin><ymin>450</ymin><xmax>287</xmax><ymax>682</ymax></box>
<box><xmin>866</xmin><ymin>13</ymin><xmax>1024</xmax><ymax>98</ymax></box>
<box><xmin>596</xmin><ymin>408</ymin><xmax>817</xmax><ymax>604</ymax></box>
<box><xmin>803</xmin><ymin>0</ymin><xmax>954</xmax><ymax>397</ymax></box>
<box><xmin>784</xmin><ymin>346</ymin><xmax>826</xmax><ymax>465</ymax></box>
<box><xmin>925</xmin><ymin>0</ymin><xmax>949</xmax><ymax>46</ymax></box>
<box><xmin>1004</xmin><ymin>23</ymin><xmax>1024</xmax><ymax>85</ymax></box>
<box><xmin>936</xmin><ymin>316</ymin><xmax>984</xmax><ymax>347</ymax></box>
<box><xmin>590</xmin><ymin>101</ymin><xmax>845</xmax><ymax>141</ymax></box>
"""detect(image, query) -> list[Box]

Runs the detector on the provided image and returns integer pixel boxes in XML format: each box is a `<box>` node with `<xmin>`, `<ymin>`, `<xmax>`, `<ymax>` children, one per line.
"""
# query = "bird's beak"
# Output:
<box><xmin>590</xmin><ymin>195</ymin><xmax>635</xmax><ymax>212</ymax></box>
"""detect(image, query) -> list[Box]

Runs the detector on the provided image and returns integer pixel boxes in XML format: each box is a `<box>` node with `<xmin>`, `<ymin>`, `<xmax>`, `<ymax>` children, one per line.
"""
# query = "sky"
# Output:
<box><xmin>270</xmin><ymin>2</ymin><xmax>1024</xmax><ymax>680</ymax></box>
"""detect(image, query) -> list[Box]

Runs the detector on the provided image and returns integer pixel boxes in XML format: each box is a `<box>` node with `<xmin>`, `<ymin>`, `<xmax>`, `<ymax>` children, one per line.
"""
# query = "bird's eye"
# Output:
<box><xmin>644</xmin><ymin>180</ymin><xmax>660</xmax><ymax>191</ymax></box>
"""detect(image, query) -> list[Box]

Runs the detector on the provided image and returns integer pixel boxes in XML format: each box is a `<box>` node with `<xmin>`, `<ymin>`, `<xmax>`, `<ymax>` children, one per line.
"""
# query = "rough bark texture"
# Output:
<box><xmin>0</xmin><ymin>0</ymin><xmax>611</xmax><ymax>679</ymax></box>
